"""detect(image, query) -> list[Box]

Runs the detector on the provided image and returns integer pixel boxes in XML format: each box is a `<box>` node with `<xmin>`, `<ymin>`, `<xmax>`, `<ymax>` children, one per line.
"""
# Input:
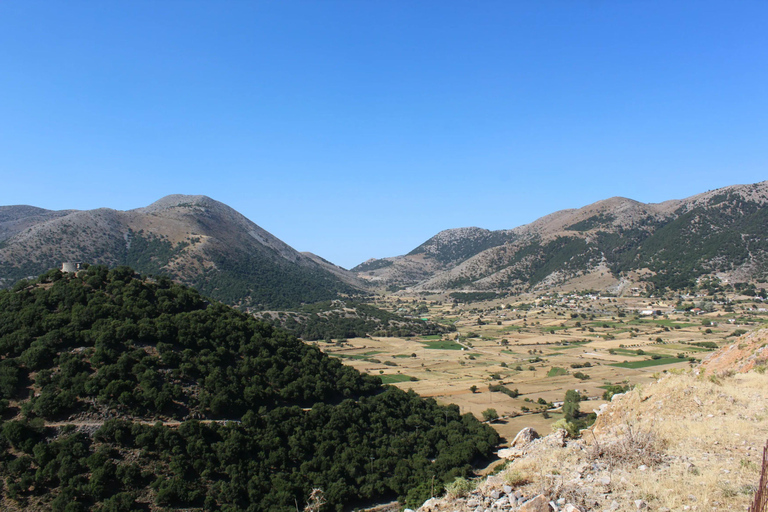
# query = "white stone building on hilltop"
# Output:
<box><xmin>61</xmin><ymin>262</ymin><xmax>84</xmax><ymax>273</ymax></box>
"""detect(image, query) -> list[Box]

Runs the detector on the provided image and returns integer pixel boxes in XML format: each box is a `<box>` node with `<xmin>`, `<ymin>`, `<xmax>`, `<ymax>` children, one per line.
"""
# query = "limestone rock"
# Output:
<box><xmin>419</xmin><ymin>498</ymin><xmax>439</xmax><ymax>511</ymax></box>
<box><xmin>498</xmin><ymin>447</ymin><xmax>524</xmax><ymax>459</ymax></box>
<box><xmin>520</xmin><ymin>494</ymin><xmax>550</xmax><ymax>512</ymax></box>
<box><xmin>494</xmin><ymin>497</ymin><xmax>510</xmax><ymax>507</ymax></box>
<box><xmin>546</xmin><ymin>429</ymin><xmax>568</xmax><ymax>448</ymax></box>
<box><xmin>511</xmin><ymin>427</ymin><xmax>540</xmax><ymax>448</ymax></box>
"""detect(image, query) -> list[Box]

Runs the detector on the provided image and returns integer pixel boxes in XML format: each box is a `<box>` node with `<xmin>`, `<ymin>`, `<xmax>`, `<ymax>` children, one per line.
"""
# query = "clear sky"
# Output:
<box><xmin>1</xmin><ymin>1</ymin><xmax>766</xmax><ymax>269</ymax></box>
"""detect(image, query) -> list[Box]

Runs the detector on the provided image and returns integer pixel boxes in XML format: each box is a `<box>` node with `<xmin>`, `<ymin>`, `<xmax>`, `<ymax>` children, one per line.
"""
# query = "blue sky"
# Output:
<box><xmin>1</xmin><ymin>1</ymin><xmax>766</xmax><ymax>269</ymax></box>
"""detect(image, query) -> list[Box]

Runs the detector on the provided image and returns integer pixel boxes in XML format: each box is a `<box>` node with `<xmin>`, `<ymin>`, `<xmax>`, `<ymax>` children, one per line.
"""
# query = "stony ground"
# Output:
<box><xmin>411</xmin><ymin>334</ymin><xmax>768</xmax><ymax>512</ymax></box>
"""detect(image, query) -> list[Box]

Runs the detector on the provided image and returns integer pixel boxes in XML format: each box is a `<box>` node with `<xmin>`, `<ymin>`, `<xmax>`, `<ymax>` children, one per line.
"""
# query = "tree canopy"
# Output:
<box><xmin>0</xmin><ymin>266</ymin><xmax>499</xmax><ymax>511</ymax></box>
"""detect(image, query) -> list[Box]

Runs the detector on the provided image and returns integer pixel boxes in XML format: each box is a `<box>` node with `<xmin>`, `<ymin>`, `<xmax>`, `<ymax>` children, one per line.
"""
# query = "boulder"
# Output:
<box><xmin>419</xmin><ymin>497</ymin><xmax>439</xmax><ymax>512</ymax></box>
<box><xmin>498</xmin><ymin>447</ymin><xmax>524</xmax><ymax>459</ymax></box>
<box><xmin>545</xmin><ymin>429</ymin><xmax>568</xmax><ymax>448</ymax></box>
<box><xmin>511</xmin><ymin>427</ymin><xmax>541</xmax><ymax>448</ymax></box>
<box><xmin>520</xmin><ymin>494</ymin><xmax>550</xmax><ymax>512</ymax></box>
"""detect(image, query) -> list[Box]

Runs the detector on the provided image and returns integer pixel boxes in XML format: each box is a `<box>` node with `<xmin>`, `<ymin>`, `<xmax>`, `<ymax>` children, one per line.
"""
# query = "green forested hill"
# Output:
<box><xmin>0</xmin><ymin>267</ymin><xmax>498</xmax><ymax>511</ymax></box>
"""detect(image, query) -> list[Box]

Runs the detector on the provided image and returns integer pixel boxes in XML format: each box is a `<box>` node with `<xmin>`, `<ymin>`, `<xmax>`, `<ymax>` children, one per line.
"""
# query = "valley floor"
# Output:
<box><xmin>318</xmin><ymin>292</ymin><xmax>767</xmax><ymax>445</ymax></box>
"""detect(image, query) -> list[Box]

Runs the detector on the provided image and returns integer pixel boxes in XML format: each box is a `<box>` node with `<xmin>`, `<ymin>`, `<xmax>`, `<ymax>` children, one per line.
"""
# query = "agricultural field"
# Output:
<box><xmin>317</xmin><ymin>291</ymin><xmax>768</xmax><ymax>444</ymax></box>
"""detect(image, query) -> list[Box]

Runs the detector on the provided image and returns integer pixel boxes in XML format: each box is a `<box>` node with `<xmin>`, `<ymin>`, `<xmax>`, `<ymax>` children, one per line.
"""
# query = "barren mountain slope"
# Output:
<box><xmin>0</xmin><ymin>205</ymin><xmax>77</xmax><ymax>242</ymax></box>
<box><xmin>0</xmin><ymin>195</ymin><xmax>364</xmax><ymax>308</ymax></box>
<box><xmin>361</xmin><ymin>181</ymin><xmax>768</xmax><ymax>294</ymax></box>
<box><xmin>353</xmin><ymin>227</ymin><xmax>514</xmax><ymax>288</ymax></box>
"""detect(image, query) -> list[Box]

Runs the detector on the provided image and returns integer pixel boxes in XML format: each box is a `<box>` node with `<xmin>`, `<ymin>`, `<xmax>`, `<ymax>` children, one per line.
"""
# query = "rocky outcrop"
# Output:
<box><xmin>699</xmin><ymin>328</ymin><xmax>768</xmax><ymax>376</ymax></box>
<box><xmin>415</xmin><ymin>368</ymin><xmax>767</xmax><ymax>512</ymax></box>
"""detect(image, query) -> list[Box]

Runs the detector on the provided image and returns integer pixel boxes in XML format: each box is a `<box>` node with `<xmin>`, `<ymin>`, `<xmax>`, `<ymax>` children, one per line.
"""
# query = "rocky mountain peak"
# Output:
<box><xmin>135</xmin><ymin>194</ymin><xmax>219</xmax><ymax>213</ymax></box>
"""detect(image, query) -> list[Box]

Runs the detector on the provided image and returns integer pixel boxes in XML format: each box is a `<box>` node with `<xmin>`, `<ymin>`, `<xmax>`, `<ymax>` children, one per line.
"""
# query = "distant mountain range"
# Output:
<box><xmin>353</xmin><ymin>181</ymin><xmax>768</xmax><ymax>294</ymax></box>
<box><xmin>3</xmin><ymin>182</ymin><xmax>767</xmax><ymax>307</ymax></box>
<box><xmin>0</xmin><ymin>195</ymin><xmax>366</xmax><ymax>309</ymax></box>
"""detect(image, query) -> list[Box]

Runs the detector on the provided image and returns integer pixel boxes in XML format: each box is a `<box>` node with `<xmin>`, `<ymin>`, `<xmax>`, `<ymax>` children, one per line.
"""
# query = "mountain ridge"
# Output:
<box><xmin>0</xmin><ymin>194</ymin><xmax>366</xmax><ymax>309</ymax></box>
<box><xmin>356</xmin><ymin>181</ymin><xmax>768</xmax><ymax>294</ymax></box>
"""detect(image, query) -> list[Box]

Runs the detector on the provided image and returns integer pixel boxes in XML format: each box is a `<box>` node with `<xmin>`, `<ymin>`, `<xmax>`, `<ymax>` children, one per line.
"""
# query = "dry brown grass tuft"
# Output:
<box><xmin>303</xmin><ymin>488</ymin><xmax>325</xmax><ymax>512</ymax></box>
<box><xmin>587</xmin><ymin>422</ymin><xmax>666</xmax><ymax>469</ymax></box>
<box><xmin>750</xmin><ymin>442</ymin><xmax>768</xmax><ymax>512</ymax></box>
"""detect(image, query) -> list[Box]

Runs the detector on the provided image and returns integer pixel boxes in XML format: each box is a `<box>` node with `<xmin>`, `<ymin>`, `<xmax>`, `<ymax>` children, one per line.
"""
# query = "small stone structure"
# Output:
<box><xmin>61</xmin><ymin>262</ymin><xmax>83</xmax><ymax>273</ymax></box>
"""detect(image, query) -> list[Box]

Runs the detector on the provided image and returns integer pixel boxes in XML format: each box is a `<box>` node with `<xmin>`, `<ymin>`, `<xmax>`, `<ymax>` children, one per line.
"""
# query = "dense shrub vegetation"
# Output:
<box><xmin>0</xmin><ymin>267</ymin><xmax>498</xmax><ymax>511</ymax></box>
<box><xmin>266</xmin><ymin>300</ymin><xmax>454</xmax><ymax>341</ymax></box>
<box><xmin>191</xmin><ymin>247</ymin><xmax>359</xmax><ymax>310</ymax></box>
<box><xmin>449</xmin><ymin>292</ymin><xmax>504</xmax><ymax>303</ymax></box>
<box><xmin>604</xmin><ymin>196</ymin><xmax>768</xmax><ymax>290</ymax></box>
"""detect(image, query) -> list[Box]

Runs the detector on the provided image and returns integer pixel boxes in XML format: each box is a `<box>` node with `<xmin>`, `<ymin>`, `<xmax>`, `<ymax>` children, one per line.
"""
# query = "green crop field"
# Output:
<box><xmin>380</xmin><ymin>374</ymin><xmax>417</xmax><ymax>384</ymax></box>
<box><xmin>628</xmin><ymin>319</ymin><xmax>696</xmax><ymax>328</ymax></box>
<box><xmin>334</xmin><ymin>350</ymin><xmax>383</xmax><ymax>360</ymax></box>
<box><xmin>420</xmin><ymin>340</ymin><xmax>464</xmax><ymax>350</ymax></box>
<box><xmin>610</xmin><ymin>357</ymin><xmax>685</xmax><ymax>369</ymax></box>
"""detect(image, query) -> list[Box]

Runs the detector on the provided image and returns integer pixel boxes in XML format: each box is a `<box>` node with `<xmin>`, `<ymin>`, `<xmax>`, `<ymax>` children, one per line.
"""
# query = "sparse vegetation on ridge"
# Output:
<box><xmin>353</xmin><ymin>181</ymin><xmax>768</xmax><ymax>294</ymax></box>
<box><xmin>258</xmin><ymin>300</ymin><xmax>453</xmax><ymax>341</ymax></box>
<box><xmin>0</xmin><ymin>196</ymin><xmax>365</xmax><ymax>310</ymax></box>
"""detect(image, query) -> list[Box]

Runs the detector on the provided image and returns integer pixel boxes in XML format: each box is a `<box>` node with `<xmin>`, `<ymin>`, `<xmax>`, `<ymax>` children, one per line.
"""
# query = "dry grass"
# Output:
<box><xmin>464</xmin><ymin>369</ymin><xmax>768</xmax><ymax>512</ymax></box>
<box><xmin>585</xmin><ymin>371</ymin><xmax>768</xmax><ymax>510</ymax></box>
<box><xmin>303</xmin><ymin>488</ymin><xmax>326</xmax><ymax>512</ymax></box>
<box><xmin>587</xmin><ymin>423</ymin><xmax>666</xmax><ymax>469</ymax></box>
<box><xmin>444</xmin><ymin>477</ymin><xmax>475</xmax><ymax>499</ymax></box>
<box><xmin>503</xmin><ymin>469</ymin><xmax>531</xmax><ymax>487</ymax></box>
